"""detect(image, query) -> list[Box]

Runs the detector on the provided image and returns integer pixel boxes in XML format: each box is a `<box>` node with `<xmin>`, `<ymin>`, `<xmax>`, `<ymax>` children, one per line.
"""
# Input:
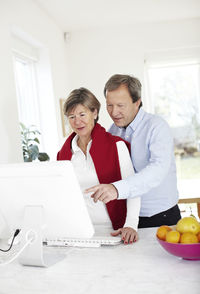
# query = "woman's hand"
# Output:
<box><xmin>111</xmin><ymin>227</ymin><xmax>138</xmax><ymax>244</ymax></box>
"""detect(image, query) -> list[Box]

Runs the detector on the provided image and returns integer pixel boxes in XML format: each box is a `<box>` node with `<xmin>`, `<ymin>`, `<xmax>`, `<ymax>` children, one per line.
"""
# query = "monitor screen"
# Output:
<box><xmin>0</xmin><ymin>161</ymin><xmax>94</xmax><ymax>240</ymax></box>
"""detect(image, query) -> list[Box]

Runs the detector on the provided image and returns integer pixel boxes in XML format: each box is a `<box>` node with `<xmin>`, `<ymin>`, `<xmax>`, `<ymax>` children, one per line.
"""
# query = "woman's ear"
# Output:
<box><xmin>93</xmin><ymin>109</ymin><xmax>98</xmax><ymax>119</ymax></box>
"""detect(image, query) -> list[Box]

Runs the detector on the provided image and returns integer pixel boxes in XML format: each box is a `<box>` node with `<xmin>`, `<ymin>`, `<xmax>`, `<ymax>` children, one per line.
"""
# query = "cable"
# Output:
<box><xmin>0</xmin><ymin>237</ymin><xmax>33</xmax><ymax>266</ymax></box>
<box><xmin>0</xmin><ymin>229</ymin><xmax>20</xmax><ymax>252</ymax></box>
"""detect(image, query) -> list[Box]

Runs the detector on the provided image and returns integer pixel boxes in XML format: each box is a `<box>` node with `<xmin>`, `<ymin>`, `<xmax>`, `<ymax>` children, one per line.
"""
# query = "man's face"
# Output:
<box><xmin>106</xmin><ymin>84</ymin><xmax>141</xmax><ymax>128</ymax></box>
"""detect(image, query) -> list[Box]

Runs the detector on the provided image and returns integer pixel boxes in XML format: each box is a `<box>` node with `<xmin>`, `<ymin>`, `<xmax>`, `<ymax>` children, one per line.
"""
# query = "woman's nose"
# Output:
<box><xmin>74</xmin><ymin>116</ymin><xmax>82</xmax><ymax>125</ymax></box>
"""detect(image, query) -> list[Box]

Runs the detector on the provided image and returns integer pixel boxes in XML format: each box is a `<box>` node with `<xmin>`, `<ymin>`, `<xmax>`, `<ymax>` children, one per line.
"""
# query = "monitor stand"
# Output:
<box><xmin>18</xmin><ymin>206</ymin><xmax>65</xmax><ymax>267</ymax></box>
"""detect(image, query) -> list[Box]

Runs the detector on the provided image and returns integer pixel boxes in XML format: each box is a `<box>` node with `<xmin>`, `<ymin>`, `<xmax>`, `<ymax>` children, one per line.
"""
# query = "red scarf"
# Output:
<box><xmin>57</xmin><ymin>123</ymin><xmax>130</xmax><ymax>230</ymax></box>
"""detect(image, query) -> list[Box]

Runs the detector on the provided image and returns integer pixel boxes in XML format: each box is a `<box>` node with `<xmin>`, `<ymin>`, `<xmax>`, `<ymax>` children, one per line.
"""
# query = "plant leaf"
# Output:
<box><xmin>38</xmin><ymin>152</ymin><xmax>50</xmax><ymax>161</ymax></box>
<box><xmin>20</xmin><ymin>122</ymin><xmax>26</xmax><ymax>130</ymax></box>
<box><xmin>24</xmin><ymin>157</ymin><xmax>32</xmax><ymax>162</ymax></box>
<box><xmin>29</xmin><ymin>145</ymin><xmax>39</xmax><ymax>160</ymax></box>
<box><xmin>33</xmin><ymin>138</ymin><xmax>40</xmax><ymax>144</ymax></box>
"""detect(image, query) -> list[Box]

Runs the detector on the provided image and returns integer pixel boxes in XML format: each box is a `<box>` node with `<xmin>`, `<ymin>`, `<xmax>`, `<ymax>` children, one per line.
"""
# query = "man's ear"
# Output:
<box><xmin>136</xmin><ymin>98</ymin><xmax>141</xmax><ymax>107</ymax></box>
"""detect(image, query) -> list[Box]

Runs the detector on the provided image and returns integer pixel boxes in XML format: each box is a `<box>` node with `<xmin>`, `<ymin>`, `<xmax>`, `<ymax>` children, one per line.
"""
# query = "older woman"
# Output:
<box><xmin>57</xmin><ymin>88</ymin><xmax>140</xmax><ymax>244</ymax></box>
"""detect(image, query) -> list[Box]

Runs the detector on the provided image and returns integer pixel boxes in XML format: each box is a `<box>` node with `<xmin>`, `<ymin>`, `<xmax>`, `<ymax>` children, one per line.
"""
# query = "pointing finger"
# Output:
<box><xmin>84</xmin><ymin>185</ymin><xmax>99</xmax><ymax>193</ymax></box>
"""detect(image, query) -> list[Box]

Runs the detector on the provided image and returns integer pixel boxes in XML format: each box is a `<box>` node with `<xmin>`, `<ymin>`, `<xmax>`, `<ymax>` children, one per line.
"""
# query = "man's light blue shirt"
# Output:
<box><xmin>109</xmin><ymin>108</ymin><xmax>179</xmax><ymax>217</ymax></box>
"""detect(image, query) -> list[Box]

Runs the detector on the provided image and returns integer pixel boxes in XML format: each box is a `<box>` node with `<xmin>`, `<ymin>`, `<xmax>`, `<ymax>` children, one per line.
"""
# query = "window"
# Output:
<box><xmin>146</xmin><ymin>61</ymin><xmax>200</xmax><ymax>202</ymax></box>
<box><xmin>14</xmin><ymin>54</ymin><xmax>41</xmax><ymax>130</ymax></box>
<box><xmin>11</xmin><ymin>33</ymin><xmax>60</xmax><ymax>161</ymax></box>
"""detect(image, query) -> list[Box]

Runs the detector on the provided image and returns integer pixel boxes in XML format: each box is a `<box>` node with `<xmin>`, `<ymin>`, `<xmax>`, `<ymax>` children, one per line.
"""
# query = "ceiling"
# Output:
<box><xmin>35</xmin><ymin>0</ymin><xmax>200</xmax><ymax>31</ymax></box>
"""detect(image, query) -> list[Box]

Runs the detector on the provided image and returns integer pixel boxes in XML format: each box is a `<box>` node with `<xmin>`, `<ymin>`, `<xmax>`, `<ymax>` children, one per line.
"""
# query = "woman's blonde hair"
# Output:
<box><xmin>64</xmin><ymin>87</ymin><xmax>101</xmax><ymax>123</ymax></box>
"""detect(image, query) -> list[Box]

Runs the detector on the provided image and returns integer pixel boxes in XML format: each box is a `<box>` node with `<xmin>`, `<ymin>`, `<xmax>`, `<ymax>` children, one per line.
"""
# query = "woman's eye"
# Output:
<box><xmin>68</xmin><ymin>116</ymin><xmax>75</xmax><ymax>119</ymax></box>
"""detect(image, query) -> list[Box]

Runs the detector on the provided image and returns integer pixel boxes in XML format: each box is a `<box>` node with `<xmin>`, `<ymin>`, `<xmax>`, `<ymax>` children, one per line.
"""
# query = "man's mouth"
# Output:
<box><xmin>113</xmin><ymin>117</ymin><xmax>123</xmax><ymax>122</ymax></box>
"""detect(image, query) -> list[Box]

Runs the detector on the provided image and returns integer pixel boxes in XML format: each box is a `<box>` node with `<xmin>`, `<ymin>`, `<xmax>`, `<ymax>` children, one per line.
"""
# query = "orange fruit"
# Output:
<box><xmin>156</xmin><ymin>225</ymin><xmax>172</xmax><ymax>241</ymax></box>
<box><xmin>176</xmin><ymin>217</ymin><xmax>200</xmax><ymax>235</ymax></box>
<box><xmin>166</xmin><ymin>230</ymin><xmax>181</xmax><ymax>243</ymax></box>
<box><xmin>197</xmin><ymin>232</ymin><xmax>200</xmax><ymax>243</ymax></box>
<box><xmin>180</xmin><ymin>232</ymin><xmax>199</xmax><ymax>244</ymax></box>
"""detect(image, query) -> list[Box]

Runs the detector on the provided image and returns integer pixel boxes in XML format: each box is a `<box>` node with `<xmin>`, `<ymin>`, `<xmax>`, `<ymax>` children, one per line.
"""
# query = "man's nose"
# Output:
<box><xmin>111</xmin><ymin>106</ymin><xmax>119</xmax><ymax>117</ymax></box>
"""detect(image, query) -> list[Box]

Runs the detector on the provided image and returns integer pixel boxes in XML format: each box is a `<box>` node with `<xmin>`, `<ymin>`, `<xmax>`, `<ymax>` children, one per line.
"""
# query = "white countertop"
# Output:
<box><xmin>0</xmin><ymin>227</ymin><xmax>199</xmax><ymax>294</ymax></box>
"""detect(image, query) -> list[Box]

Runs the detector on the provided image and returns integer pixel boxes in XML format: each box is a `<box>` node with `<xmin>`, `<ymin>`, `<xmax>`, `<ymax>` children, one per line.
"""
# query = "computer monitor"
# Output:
<box><xmin>0</xmin><ymin>161</ymin><xmax>94</xmax><ymax>266</ymax></box>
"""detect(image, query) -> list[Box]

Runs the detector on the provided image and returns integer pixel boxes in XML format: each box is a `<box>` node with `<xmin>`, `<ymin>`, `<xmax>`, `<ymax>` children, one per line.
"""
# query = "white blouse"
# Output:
<box><xmin>71</xmin><ymin>135</ymin><xmax>140</xmax><ymax>230</ymax></box>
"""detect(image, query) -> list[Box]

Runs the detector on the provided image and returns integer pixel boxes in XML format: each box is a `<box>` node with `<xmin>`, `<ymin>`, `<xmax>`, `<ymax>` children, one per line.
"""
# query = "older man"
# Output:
<box><xmin>86</xmin><ymin>74</ymin><xmax>181</xmax><ymax>228</ymax></box>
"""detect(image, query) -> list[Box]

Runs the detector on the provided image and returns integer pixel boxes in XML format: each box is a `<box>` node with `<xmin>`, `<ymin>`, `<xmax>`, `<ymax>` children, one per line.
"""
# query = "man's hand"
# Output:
<box><xmin>85</xmin><ymin>184</ymin><xmax>118</xmax><ymax>203</ymax></box>
<box><xmin>111</xmin><ymin>227</ymin><xmax>138</xmax><ymax>244</ymax></box>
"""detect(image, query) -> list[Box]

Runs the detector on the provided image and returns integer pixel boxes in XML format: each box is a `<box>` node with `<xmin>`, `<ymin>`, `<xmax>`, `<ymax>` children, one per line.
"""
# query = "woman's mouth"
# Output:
<box><xmin>77</xmin><ymin>127</ymin><xmax>85</xmax><ymax>131</ymax></box>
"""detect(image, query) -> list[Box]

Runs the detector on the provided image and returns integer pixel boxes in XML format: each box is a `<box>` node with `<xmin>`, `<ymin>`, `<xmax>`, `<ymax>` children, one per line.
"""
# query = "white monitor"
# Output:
<box><xmin>0</xmin><ymin>161</ymin><xmax>94</xmax><ymax>266</ymax></box>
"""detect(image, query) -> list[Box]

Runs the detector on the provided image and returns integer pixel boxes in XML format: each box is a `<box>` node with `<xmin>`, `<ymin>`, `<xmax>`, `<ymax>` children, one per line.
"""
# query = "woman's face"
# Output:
<box><xmin>67</xmin><ymin>104</ymin><xmax>97</xmax><ymax>140</ymax></box>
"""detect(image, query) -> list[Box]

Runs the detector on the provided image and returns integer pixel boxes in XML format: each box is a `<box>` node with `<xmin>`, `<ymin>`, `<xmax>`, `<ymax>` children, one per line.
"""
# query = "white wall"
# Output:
<box><xmin>0</xmin><ymin>0</ymin><xmax>69</xmax><ymax>163</ymax></box>
<box><xmin>65</xmin><ymin>18</ymin><xmax>200</xmax><ymax>129</ymax></box>
<box><xmin>0</xmin><ymin>0</ymin><xmax>200</xmax><ymax>163</ymax></box>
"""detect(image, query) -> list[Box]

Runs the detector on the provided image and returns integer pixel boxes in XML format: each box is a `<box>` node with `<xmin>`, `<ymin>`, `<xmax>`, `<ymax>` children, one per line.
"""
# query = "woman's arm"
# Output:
<box><xmin>115</xmin><ymin>141</ymin><xmax>141</xmax><ymax>243</ymax></box>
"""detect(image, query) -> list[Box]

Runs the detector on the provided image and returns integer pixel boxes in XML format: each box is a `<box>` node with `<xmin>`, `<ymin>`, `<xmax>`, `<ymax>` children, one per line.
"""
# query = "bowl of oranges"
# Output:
<box><xmin>156</xmin><ymin>216</ymin><xmax>200</xmax><ymax>260</ymax></box>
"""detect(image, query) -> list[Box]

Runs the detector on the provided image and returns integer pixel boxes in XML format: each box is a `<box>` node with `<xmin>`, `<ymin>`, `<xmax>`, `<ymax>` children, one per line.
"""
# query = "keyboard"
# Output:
<box><xmin>44</xmin><ymin>234</ymin><xmax>122</xmax><ymax>248</ymax></box>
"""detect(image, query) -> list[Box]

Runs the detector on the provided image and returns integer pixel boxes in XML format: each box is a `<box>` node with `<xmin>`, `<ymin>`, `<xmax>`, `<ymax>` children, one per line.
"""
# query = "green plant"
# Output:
<box><xmin>20</xmin><ymin>123</ymin><xmax>50</xmax><ymax>162</ymax></box>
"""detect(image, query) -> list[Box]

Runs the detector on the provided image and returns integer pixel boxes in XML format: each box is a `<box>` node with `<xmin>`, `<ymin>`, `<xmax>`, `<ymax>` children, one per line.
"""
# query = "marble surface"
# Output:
<box><xmin>0</xmin><ymin>227</ymin><xmax>199</xmax><ymax>294</ymax></box>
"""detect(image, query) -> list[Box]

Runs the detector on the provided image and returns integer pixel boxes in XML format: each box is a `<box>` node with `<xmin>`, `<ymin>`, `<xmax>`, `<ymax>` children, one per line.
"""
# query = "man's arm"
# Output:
<box><xmin>86</xmin><ymin>120</ymin><xmax>174</xmax><ymax>202</ymax></box>
<box><xmin>115</xmin><ymin>120</ymin><xmax>174</xmax><ymax>199</ymax></box>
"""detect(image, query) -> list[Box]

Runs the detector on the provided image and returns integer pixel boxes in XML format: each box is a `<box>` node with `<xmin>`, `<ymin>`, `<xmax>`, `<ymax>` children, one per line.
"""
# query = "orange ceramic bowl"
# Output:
<box><xmin>157</xmin><ymin>238</ymin><xmax>200</xmax><ymax>260</ymax></box>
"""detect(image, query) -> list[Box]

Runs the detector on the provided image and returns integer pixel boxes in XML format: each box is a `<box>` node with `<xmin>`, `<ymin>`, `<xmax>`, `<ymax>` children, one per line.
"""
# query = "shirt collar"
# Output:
<box><xmin>71</xmin><ymin>135</ymin><xmax>92</xmax><ymax>154</ymax></box>
<box><xmin>128</xmin><ymin>108</ymin><xmax>145</xmax><ymax>132</ymax></box>
<box><xmin>71</xmin><ymin>135</ymin><xmax>80</xmax><ymax>153</ymax></box>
